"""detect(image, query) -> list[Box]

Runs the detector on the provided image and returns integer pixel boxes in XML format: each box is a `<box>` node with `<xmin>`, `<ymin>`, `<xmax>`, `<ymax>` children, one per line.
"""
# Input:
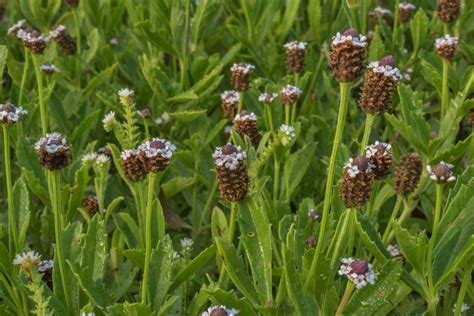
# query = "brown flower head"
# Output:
<box><xmin>279</xmin><ymin>84</ymin><xmax>301</xmax><ymax>106</ymax></box>
<box><xmin>120</xmin><ymin>149</ymin><xmax>146</xmax><ymax>182</ymax></box>
<box><xmin>221</xmin><ymin>90</ymin><xmax>240</xmax><ymax>119</ymax></box>
<box><xmin>35</xmin><ymin>133</ymin><xmax>70</xmax><ymax>171</ymax></box>
<box><xmin>138</xmin><ymin>137</ymin><xmax>176</xmax><ymax>173</ymax></box>
<box><xmin>329</xmin><ymin>28</ymin><xmax>367</xmax><ymax>82</ymax></box>
<box><xmin>393</xmin><ymin>153</ymin><xmax>422</xmax><ymax>196</ymax></box>
<box><xmin>435</xmin><ymin>35</ymin><xmax>458</xmax><ymax>60</ymax></box>
<box><xmin>65</xmin><ymin>0</ymin><xmax>80</xmax><ymax>8</ymax></box>
<box><xmin>40</xmin><ymin>64</ymin><xmax>60</xmax><ymax>75</ymax></box>
<box><xmin>427</xmin><ymin>161</ymin><xmax>456</xmax><ymax>183</ymax></box>
<box><xmin>233</xmin><ymin>110</ymin><xmax>261</xmax><ymax>148</ymax></box>
<box><xmin>202</xmin><ymin>305</ymin><xmax>239</xmax><ymax>316</ymax></box>
<box><xmin>0</xmin><ymin>102</ymin><xmax>28</xmax><ymax>125</ymax></box>
<box><xmin>82</xmin><ymin>195</ymin><xmax>99</xmax><ymax>215</ymax></box>
<box><xmin>365</xmin><ymin>141</ymin><xmax>393</xmax><ymax>180</ymax></box>
<box><xmin>436</xmin><ymin>0</ymin><xmax>460</xmax><ymax>23</ymax></box>
<box><xmin>13</xmin><ymin>251</ymin><xmax>42</xmax><ymax>273</ymax></box>
<box><xmin>339</xmin><ymin>156</ymin><xmax>374</xmax><ymax>208</ymax></box>
<box><xmin>212</xmin><ymin>144</ymin><xmax>249</xmax><ymax>202</ymax></box>
<box><xmin>230</xmin><ymin>63</ymin><xmax>254</xmax><ymax>91</ymax></box>
<box><xmin>358</xmin><ymin>55</ymin><xmax>402</xmax><ymax>115</ymax></box>
<box><xmin>338</xmin><ymin>258</ymin><xmax>377</xmax><ymax>289</ymax></box>
<box><xmin>369</xmin><ymin>7</ymin><xmax>393</xmax><ymax>27</ymax></box>
<box><xmin>38</xmin><ymin>259</ymin><xmax>53</xmax><ymax>288</ymax></box>
<box><xmin>258</xmin><ymin>93</ymin><xmax>278</xmax><ymax>105</ymax></box>
<box><xmin>308</xmin><ymin>209</ymin><xmax>320</xmax><ymax>221</ymax></box>
<box><xmin>305</xmin><ymin>235</ymin><xmax>318</xmax><ymax>248</ymax></box>
<box><xmin>49</xmin><ymin>25</ymin><xmax>77</xmax><ymax>55</ymax></box>
<box><xmin>138</xmin><ymin>108</ymin><xmax>151</xmax><ymax>119</ymax></box>
<box><xmin>399</xmin><ymin>3</ymin><xmax>416</xmax><ymax>23</ymax></box>
<box><xmin>284</xmin><ymin>41</ymin><xmax>308</xmax><ymax>73</ymax></box>
<box><xmin>17</xmin><ymin>29</ymin><xmax>49</xmax><ymax>54</ymax></box>
<box><xmin>8</xmin><ymin>20</ymin><xmax>27</xmax><ymax>37</ymax></box>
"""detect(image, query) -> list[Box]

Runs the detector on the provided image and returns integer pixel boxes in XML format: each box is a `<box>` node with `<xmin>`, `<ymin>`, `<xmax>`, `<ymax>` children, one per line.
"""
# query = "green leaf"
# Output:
<box><xmin>162</xmin><ymin>177</ymin><xmax>195</xmax><ymax>198</ymax></box>
<box><xmin>307</xmin><ymin>0</ymin><xmax>322</xmax><ymax>43</ymax></box>
<box><xmin>285</xmin><ymin>142</ymin><xmax>317</xmax><ymax>198</ymax></box>
<box><xmin>394</xmin><ymin>223</ymin><xmax>427</xmax><ymax>275</ymax></box>
<box><xmin>169</xmin><ymin>245</ymin><xmax>216</xmax><ymax>292</ymax></box>
<box><xmin>345</xmin><ymin>260</ymin><xmax>403</xmax><ymax>314</ymax></box>
<box><xmin>122</xmin><ymin>249</ymin><xmax>145</xmax><ymax>269</ymax></box>
<box><xmin>420</xmin><ymin>58</ymin><xmax>442</xmax><ymax>98</ymax></box>
<box><xmin>168</xmin><ymin>109</ymin><xmax>206</xmax><ymax>122</ymax></box>
<box><xmin>0</xmin><ymin>46</ymin><xmax>7</xmax><ymax>96</ymax></box>
<box><xmin>368</xmin><ymin>32</ymin><xmax>387</xmax><ymax>61</ymax></box>
<box><xmin>114</xmin><ymin>212</ymin><xmax>142</xmax><ymax>249</ymax></box>
<box><xmin>107</xmin><ymin>303</ymin><xmax>152</xmax><ymax>316</ymax></box>
<box><xmin>81</xmin><ymin>216</ymin><xmax>107</xmax><ymax>282</ymax></box>
<box><xmin>84</xmin><ymin>28</ymin><xmax>100</xmax><ymax>63</ymax></box>
<box><xmin>278</xmin><ymin>0</ymin><xmax>301</xmax><ymax>39</ymax></box>
<box><xmin>12</xmin><ymin>178</ymin><xmax>30</xmax><ymax>247</ymax></box>
<box><xmin>148</xmin><ymin>236</ymin><xmax>173</xmax><ymax>310</ymax></box>
<box><xmin>202</xmin><ymin>284</ymin><xmax>256</xmax><ymax>316</ymax></box>
<box><xmin>410</xmin><ymin>8</ymin><xmax>429</xmax><ymax>53</ymax></box>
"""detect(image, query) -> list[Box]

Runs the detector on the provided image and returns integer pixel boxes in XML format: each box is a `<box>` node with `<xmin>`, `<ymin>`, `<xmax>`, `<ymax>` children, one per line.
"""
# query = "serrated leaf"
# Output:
<box><xmin>410</xmin><ymin>9</ymin><xmax>429</xmax><ymax>53</ymax></box>
<box><xmin>394</xmin><ymin>223</ymin><xmax>426</xmax><ymax>275</ymax></box>
<box><xmin>114</xmin><ymin>212</ymin><xmax>141</xmax><ymax>249</ymax></box>
<box><xmin>168</xmin><ymin>109</ymin><xmax>206</xmax><ymax>122</ymax></box>
<box><xmin>148</xmin><ymin>236</ymin><xmax>173</xmax><ymax>310</ymax></box>
<box><xmin>81</xmin><ymin>216</ymin><xmax>107</xmax><ymax>282</ymax></box>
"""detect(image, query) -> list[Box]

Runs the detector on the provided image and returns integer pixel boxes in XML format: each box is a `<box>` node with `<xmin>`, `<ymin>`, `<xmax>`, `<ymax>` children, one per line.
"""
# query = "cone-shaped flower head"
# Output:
<box><xmin>40</xmin><ymin>64</ymin><xmax>60</xmax><ymax>75</ymax></box>
<box><xmin>427</xmin><ymin>161</ymin><xmax>456</xmax><ymax>183</ymax></box>
<box><xmin>358</xmin><ymin>55</ymin><xmax>402</xmax><ymax>115</ymax></box>
<box><xmin>365</xmin><ymin>141</ymin><xmax>393</xmax><ymax>180</ymax></box>
<box><xmin>49</xmin><ymin>25</ymin><xmax>77</xmax><ymax>55</ymax></box>
<box><xmin>16</xmin><ymin>28</ymin><xmax>49</xmax><ymax>54</ymax></box>
<box><xmin>258</xmin><ymin>93</ymin><xmax>278</xmax><ymax>105</ymax></box>
<box><xmin>0</xmin><ymin>102</ymin><xmax>28</xmax><ymax>125</ymax></box>
<box><xmin>120</xmin><ymin>149</ymin><xmax>146</xmax><ymax>182</ymax></box>
<box><xmin>435</xmin><ymin>35</ymin><xmax>458</xmax><ymax>60</ymax></box>
<box><xmin>329</xmin><ymin>28</ymin><xmax>367</xmax><ymax>82</ymax></box>
<box><xmin>233</xmin><ymin>110</ymin><xmax>261</xmax><ymax>148</ymax></box>
<box><xmin>338</xmin><ymin>258</ymin><xmax>377</xmax><ymax>289</ymax></box>
<box><xmin>284</xmin><ymin>41</ymin><xmax>308</xmax><ymax>73</ymax></box>
<box><xmin>137</xmin><ymin>108</ymin><xmax>151</xmax><ymax>119</ymax></box>
<box><xmin>213</xmin><ymin>144</ymin><xmax>249</xmax><ymax>202</ymax></box>
<box><xmin>13</xmin><ymin>251</ymin><xmax>41</xmax><ymax>272</ymax></box>
<box><xmin>393</xmin><ymin>153</ymin><xmax>422</xmax><ymax>196</ymax></box>
<box><xmin>339</xmin><ymin>156</ymin><xmax>374</xmax><ymax>208</ymax></box>
<box><xmin>398</xmin><ymin>3</ymin><xmax>416</xmax><ymax>23</ymax></box>
<box><xmin>98</xmin><ymin>146</ymin><xmax>117</xmax><ymax>174</ymax></box>
<box><xmin>230</xmin><ymin>63</ymin><xmax>254</xmax><ymax>91</ymax></box>
<box><xmin>305</xmin><ymin>235</ymin><xmax>318</xmax><ymax>248</ymax></box>
<box><xmin>279</xmin><ymin>84</ymin><xmax>301</xmax><ymax>106</ymax></box>
<box><xmin>369</xmin><ymin>7</ymin><xmax>393</xmax><ymax>26</ymax></box>
<box><xmin>8</xmin><ymin>20</ymin><xmax>27</xmax><ymax>37</ymax></box>
<box><xmin>82</xmin><ymin>195</ymin><xmax>99</xmax><ymax>215</ymax></box>
<box><xmin>221</xmin><ymin>90</ymin><xmax>240</xmax><ymax>119</ymax></box>
<box><xmin>138</xmin><ymin>137</ymin><xmax>176</xmax><ymax>173</ymax></box>
<box><xmin>308</xmin><ymin>209</ymin><xmax>320</xmax><ymax>221</ymax></box>
<box><xmin>201</xmin><ymin>305</ymin><xmax>239</xmax><ymax>316</ymax></box>
<box><xmin>436</xmin><ymin>0</ymin><xmax>460</xmax><ymax>23</ymax></box>
<box><xmin>35</xmin><ymin>133</ymin><xmax>70</xmax><ymax>171</ymax></box>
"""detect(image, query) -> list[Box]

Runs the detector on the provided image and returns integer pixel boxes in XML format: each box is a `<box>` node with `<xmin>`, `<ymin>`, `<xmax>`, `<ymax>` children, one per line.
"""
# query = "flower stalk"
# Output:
<box><xmin>426</xmin><ymin>184</ymin><xmax>444</xmax><ymax>296</ymax></box>
<box><xmin>31</xmin><ymin>54</ymin><xmax>47</xmax><ymax>134</ymax></box>
<box><xmin>3</xmin><ymin>125</ymin><xmax>18</xmax><ymax>252</ymax></box>
<box><xmin>305</xmin><ymin>81</ymin><xmax>352</xmax><ymax>290</ymax></box>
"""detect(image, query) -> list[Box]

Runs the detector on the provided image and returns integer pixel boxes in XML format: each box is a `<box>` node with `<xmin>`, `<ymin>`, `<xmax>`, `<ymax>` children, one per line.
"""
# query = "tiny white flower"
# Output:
<box><xmin>180</xmin><ymin>238</ymin><xmax>194</xmax><ymax>251</ymax></box>
<box><xmin>13</xmin><ymin>251</ymin><xmax>41</xmax><ymax>266</ymax></box>
<box><xmin>452</xmin><ymin>303</ymin><xmax>470</xmax><ymax>313</ymax></box>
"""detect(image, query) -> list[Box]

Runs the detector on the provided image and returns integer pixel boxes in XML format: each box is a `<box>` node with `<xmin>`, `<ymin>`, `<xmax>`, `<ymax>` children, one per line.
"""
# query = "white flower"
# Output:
<box><xmin>38</xmin><ymin>259</ymin><xmax>54</xmax><ymax>272</ymax></box>
<box><xmin>365</xmin><ymin>141</ymin><xmax>391</xmax><ymax>158</ymax></box>
<box><xmin>201</xmin><ymin>305</ymin><xmax>239</xmax><ymax>316</ymax></box>
<box><xmin>280</xmin><ymin>84</ymin><xmax>301</xmax><ymax>98</ymax></box>
<box><xmin>332</xmin><ymin>32</ymin><xmax>367</xmax><ymax>47</ymax></box>
<box><xmin>13</xmin><ymin>251</ymin><xmax>41</xmax><ymax>266</ymax></box>
<box><xmin>95</xmin><ymin>154</ymin><xmax>110</xmax><ymax>167</ymax></box>
<box><xmin>180</xmin><ymin>238</ymin><xmax>194</xmax><ymax>250</ymax></box>
<box><xmin>49</xmin><ymin>25</ymin><xmax>66</xmax><ymax>39</ymax></box>
<box><xmin>230</xmin><ymin>63</ymin><xmax>255</xmax><ymax>74</ymax></box>
<box><xmin>258</xmin><ymin>93</ymin><xmax>278</xmax><ymax>104</ymax></box>
<box><xmin>344</xmin><ymin>158</ymin><xmax>360</xmax><ymax>178</ymax></box>
<box><xmin>82</xmin><ymin>153</ymin><xmax>98</xmax><ymax>165</ymax></box>
<box><xmin>212</xmin><ymin>145</ymin><xmax>247</xmax><ymax>170</ymax></box>
<box><xmin>34</xmin><ymin>133</ymin><xmax>67</xmax><ymax>154</ymax></box>
<box><xmin>452</xmin><ymin>303</ymin><xmax>470</xmax><ymax>313</ymax></box>
<box><xmin>138</xmin><ymin>138</ymin><xmax>176</xmax><ymax>159</ymax></box>
<box><xmin>373</xmin><ymin>6</ymin><xmax>391</xmax><ymax>15</ymax></box>
<box><xmin>40</xmin><ymin>64</ymin><xmax>60</xmax><ymax>74</ymax></box>
<box><xmin>102</xmin><ymin>111</ymin><xmax>117</xmax><ymax>131</ymax></box>
<box><xmin>386</xmin><ymin>244</ymin><xmax>401</xmax><ymax>257</ymax></box>
<box><xmin>284</xmin><ymin>41</ymin><xmax>308</xmax><ymax>50</ymax></box>
<box><xmin>7</xmin><ymin>19</ymin><xmax>26</xmax><ymax>36</ymax></box>
<box><xmin>233</xmin><ymin>112</ymin><xmax>257</xmax><ymax>122</ymax></box>
<box><xmin>221</xmin><ymin>90</ymin><xmax>240</xmax><ymax>105</ymax></box>
<box><xmin>435</xmin><ymin>34</ymin><xmax>458</xmax><ymax>49</ymax></box>
<box><xmin>368</xmin><ymin>61</ymin><xmax>402</xmax><ymax>81</ymax></box>
<box><xmin>118</xmin><ymin>88</ymin><xmax>134</xmax><ymax>98</ymax></box>
<box><xmin>338</xmin><ymin>258</ymin><xmax>377</xmax><ymax>289</ymax></box>
<box><xmin>399</xmin><ymin>2</ymin><xmax>416</xmax><ymax>10</ymax></box>
<box><xmin>279</xmin><ymin>124</ymin><xmax>296</xmax><ymax>146</ymax></box>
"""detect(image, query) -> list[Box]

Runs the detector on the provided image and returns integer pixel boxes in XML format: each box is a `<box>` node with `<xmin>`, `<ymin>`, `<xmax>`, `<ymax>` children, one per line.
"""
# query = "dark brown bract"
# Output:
<box><xmin>35</xmin><ymin>133</ymin><xmax>70</xmax><ymax>171</ymax></box>
<box><xmin>365</xmin><ymin>142</ymin><xmax>393</xmax><ymax>180</ymax></box>
<box><xmin>230</xmin><ymin>63</ymin><xmax>254</xmax><ymax>91</ymax></box>
<box><xmin>339</xmin><ymin>156</ymin><xmax>374</xmax><ymax>208</ymax></box>
<box><xmin>120</xmin><ymin>149</ymin><xmax>146</xmax><ymax>182</ymax></box>
<box><xmin>17</xmin><ymin>29</ymin><xmax>48</xmax><ymax>54</ymax></box>
<box><xmin>393</xmin><ymin>153</ymin><xmax>422</xmax><ymax>196</ymax></box>
<box><xmin>82</xmin><ymin>195</ymin><xmax>99</xmax><ymax>215</ymax></box>
<box><xmin>399</xmin><ymin>3</ymin><xmax>416</xmax><ymax>23</ymax></box>
<box><xmin>284</xmin><ymin>41</ymin><xmax>307</xmax><ymax>73</ymax></box>
<box><xmin>233</xmin><ymin>110</ymin><xmax>261</xmax><ymax>148</ymax></box>
<box><xmin>138</xmin><ymin>138</ymin><xmax>175</xmax><ymax>173</ymax></box>
<box><xmin>436</xmin><ymin>0</ymin><xmax>460</xmax><ymax>23</ymax></box>
<box><xmin>329</xmin><ymin>29</ymin><xmax>367</xmax><ymax>82</ymax></box>
<box><xmin>221</xmin><ymin>91</ymin><xmax>240</xmax><ymax>119</ymax></box>
<box><xmin>49</xmin><ymin>25</ymin><xmax>77</xmax><ymax>55</ymax></box>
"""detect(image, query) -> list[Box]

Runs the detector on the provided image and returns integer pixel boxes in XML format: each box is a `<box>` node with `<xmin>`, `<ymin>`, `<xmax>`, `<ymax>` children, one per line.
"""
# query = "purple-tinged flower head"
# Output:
<box><xmin>279</xmin><ymin>84</ymin><xmax>301</xmax><ymax>106</ymax></box>
<box><xmin>338</xmin><ymin>258</ymin><xmax>377</xmax><ymax>289</ymax></box>
<box><xmin>365</xmin><ymin>141</ymin><xmax>393</xmax><ymax>180</ymax></box>
<box><xmin>387</xmin><ymin>244</ymin><xmax>401</xmax><ymax>257</ymax></box>
<box><xmin>308</xmin><ymin>209</ymin><xmax>320</xmax><ymax>221</ymax></box>
<box><xmin>221</xmin><ymin>90</ymin><xmax>240</xmax><ymax>119</ymax></box>
<box><xmin>40</xmin><ymin>64</ymin><xmax>60</xmax><ymax>75</ymax></box>
<box><xmin>201</xmin><ymin>305</ymin><xmax>239</xmax><ymax>316</ymax></box>
<box><xmin>284</xmin><ymin>41</ymin><xmax>308</xmax><ymax>72</ymax></box>
<box><xmin>329</xmin><ymin>29</ymin><xmax>367</xmax><ymax>82</ymax></box>
<box><xmin>230</xmin><ymin>63</ymin><xmax>255</xmax><ymax>91</ymax></box>
<box><xmin>258</xmin><ymin>93</ymin><xmax>278</xmax><ymax>105</ymax></box>
<box><xmin>426</xmin><ymin>161</ymin><xmax>456</xmax><ymax>183</ymax></box>
<box><xmin>0</xmin><ymin>102</ymin><xmax>28</xmax><ymax>125</ymax></box>
<box><xmin>35</xmin><ymin>133</ymin><xmax>70</xmax><ymax>171</ymax></box>
<box><xmin>138</xmin><ymin>137</ymin><xmax>176</xmax><ymax>173</ymax></box>
<box><xmin>435</xmin><ymin>35</ymin><xmax>458</xmax><ymax>60</ymax></box>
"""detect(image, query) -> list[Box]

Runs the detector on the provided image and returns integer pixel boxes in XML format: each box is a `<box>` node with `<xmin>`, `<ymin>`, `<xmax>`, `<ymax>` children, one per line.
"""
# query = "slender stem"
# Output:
<box><xmin>197</xmin><ymin>181</ymin><xmax>217</xmax><ymax>236</ymax></box>
<box><xmin>19</xmin><ymin>48</ymin><xmax>29</xmax><ymax>106</ymax></box>
<box><xmin>381</xmin><ymin>196</ymin><xmax>402</xmax><ymax>244</ymax></box>
<box><xmin>31</xmin><ymin>54</ymin><xmax>47</xmax><ymax>134</ymax></box>
<box><xmin>73</xmin><ymin>9</ymin><xmax>81</xmax><ymax>85</ymax></box>
<box><xmin>49</xmin><ymin>171</ymin><xmax>72</xmax><ymax>313</ymax></box>
<box><xmin>391</xmin><ymin>0</ymin><xmax>400</xmax><ymax>50</ymax></box>
<box><xmin>359</xmin><ymin>114</ymin><xmax>375</xmax><ymax>155</ymax></box>
<box><xmin>237</xmin><ymin>92</ymin><xmax>244</xmax><ymax>114</ymax></box>
<box><xmin>329</xmin><ymin>209</ymin><xmax>352</xmax><ymax>268</ymax></box>
<box><xmin>347</xmin><ymin>208</ymin><xmax>357</xmax><ymax>256</ymax></box>
<box><xmin>305</xmin><ymin>82</ymin><xmax>352</xmax><ymax>291</ymax></box>
<box><xmin>141</xmin><ymin>172</ymin><xmax>157</xmax><ymax>304</ymax></box>
<box><xmin>180</xmin><ymin>0</ymin><xmax>190</xmax><ymax>86</ymax></box>
<box><xmin>285</xmin><ymin>105</ymin><xmax>290</xmax><ymax>125</ymax></box>
<box><xmin>453</xmin><ymin>265</ymin><xmax>473</xmax><ymax>316</ymax></box>
<box><xmin>228</xmin><ymin>202</ymin><xmax>238</xmax><ymax>244</ymax></box>
<box><xmin>441</xmin><ymin>59</ymin><xmax>449</xmax><ymax>118</ymax></box>
<box><xmin>273</xmin><ymin>158</ymin><xmax>280</xmax><ymax>207</ymax></box>
<box><xmin>284</xmin><ymin>157</ymin><xmax>290</xmax><ymax>205</ymax></box>
<box><xmin>265</xmin><ymin>105</ymin><xmax>274</xmax><ymax>131</ymax></box>
<box><xmin>144</xmin><ymin>120</ymin><xmax>150</xmax><ymax>138</ymax></box>
<box><xmin>335</xmin><ymin>281</ymin><xmax>355</xmax><ymax>316</ymax></box>
<box><xmin>3</xmin><ymin>126</ymin><xmax>18</xmax><ymax>253</ymax></box>
<box><xmin>427</xmin><ymin>184</ymin><xmax>444</xmax><ymax>298</ymax></box>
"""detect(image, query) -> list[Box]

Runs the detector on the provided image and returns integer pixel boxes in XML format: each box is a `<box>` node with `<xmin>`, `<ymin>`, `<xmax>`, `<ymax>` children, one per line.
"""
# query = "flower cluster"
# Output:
<box><xmin>35</xmin><ymin>133</ymin><xmax>70</xmax><ymax>171</ymax></box>
<box><xmin>367</xmin><ymin>60</ymin><xmax>402</xmax><ymax>81</ymax></box>
<box><xmin>284</xmin><ymin>41</ymin><xmax>308</xmax><ymax>72</ymax></box>
<box><xmin>278</xmin><ymin>124</ymin><xmax>296</xmax><ymax>146</ymax></box>
<box><xmin>213</xmin><ymin>144</ymin><xmax>247</xmax><ymax>171</ymax></box>
<box><xmin>49</xmin><ymin>25</ymin><xmax>77</xmax><ymax>55</ymax></box>
<box><xmin>0</xmin><ymin>102</ymin><xmax>28</xmax><ymax>125</ymax></box>
<box><xmin>339</xmin><ymin>156</ymin><xmax>374</xmax><ymax>208</ymax></box>
<box><xmin>17</xmin><ymin>29</ymin><xmax>49</xmax><ymax>54</ymax></box>
<box><xmin>398</xmin><ymin>3</ymin><xmax>416</xmax><ymax>23</ymax></box>
<box><xmin>258</xmin><ymin>93</ymin><xmax>278</xmax><ymax>104</ymax></box>
<box><xmin>394</xmin><ymin>153</ymin><xmax>422</xmax><ymax>196</ymax></box>
<box><xmin>230</xmin><ymin>63</ymin><xmax>254</xmax><ymax>91</ymax></box>
<box><xmin>138</xmin><ymin>138</ymin><xmax>176</xmax><ymax>172</ymax></box>
<box><xmin>426</xmin><ymin>161</ymin><xmax>456</xmax><ymax>183</ymax></box>
<box><xmin>365</xmin><ymin>142</ymin><xmax>393</xmax><ymax>180</ymax></box>
<box><xmin>221</xmin><ymin>90</ymin><xmax>240</xmax><ymax>119</ymax></box>
<box><xmin>387</xmin><ymin>244</ymin><xmax>401</xmax><ymax>257</ymax></box>
<box><xmin>435</xmin><ymin>35</ymin><xmax>458</xmax><ymax>60</ymax></box>
<box><xmin>233</xmin><ymin>110</ymin><xmax>261</xmax><ymax>148</ymax></box>
<box><xmin>338</xmin><ymin>258</ymin><xmax>377</xmax><ymax>289</ymax></box>
<box><xmin>40</xmin><ymin>64</ymin><xmax>60</xmax><ymax>75</ymax></box>
<box><xmin>201</xmin><ymin>305</ymin><xmax>239</xmax><ymax>316</ymax></box>
<box><xmin>329</xmin><ymin>28</ymin><xmax>367</xmax><ymax>82</ymax></box>
<box><xmin>279</xmin><ymin>84</ymin><xmax>301</xmax><ymax>105</ymax></box>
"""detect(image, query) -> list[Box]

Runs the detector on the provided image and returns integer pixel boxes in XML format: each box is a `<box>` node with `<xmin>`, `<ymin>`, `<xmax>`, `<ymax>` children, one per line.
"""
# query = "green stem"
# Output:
<box><xmin>347</xmin><ymin>208</ymin><xmax>357</xmax><ymax>256</ymax></box>
<box><xmin>285</xmin><ymin>105</ymin><xmax>290</xmax><ymax>125</ymax></box>
<box><xmin>237</xmin><ymin>92</ymin><xmax>244</xmax><ymax>114</ymax></box>
<box><xmin>180</xmin><ymin>0</ymin><xmax>190</xmax><ymax>86</ymax></box>
<box><xmin>73</xmin><ymin>9</ymin><xmax>81</xmax><ymax>85</ymax></box>
<box><xmin>284</xmin><ymin>157</ymin><xmax>290</xmax><ymax>205</ymax></box>
<box><xmin>427</xmin><ymin>184</ymin><xmax>444</xmax><ymax>300</ymax></box>
<box><xmin>273</xmin><ymin>158</ymin><xmax>280</xmax><ymax>207</ymax></box>
<box><xmin>381</xmin><ymin>196</ymin><xmax>402</xmax><ymax>244</ymax></box>
<box><xmin>305</xmin><ymin>82</ymin><xmax>352</xmax><ymax>291</ymax></box>
<box><xmin>329</xmin><ymin>209</ymin><xmax>353</xmax><ymax>268</ymax></box>
<box><xmin>453</xmin><ymin>265</ymin><xmax>473</xmax><ymax>316</ymax></box>
<box><xmin>265</xmin><ymin>104</ymin><xmax>274</xmax><ymax>131</ymax></box>
<box><xmin>335</xmin><ymin>281</ymin><xmax>355</xmax><ymax>316</ymax></box>
<box><xmin>441</xmin><ymin>59</ymin><xmax>449</xmax><ymax>118</ymax></box>
<box><xmin>141</xmin><ymin>172</ymin><xmax>157</xmax><ymax>304</ymax></box>
<box><xmin>360</xmin><ymin>114</ymin><xmax>375</xmax><ymax>155</ymax></box>
<box><xmin>49</xmin><ymin>171</ymin><xmax>72</xmax><ymax>313</ymax></box>
<box><xmin>31</xmin><ymin>54</ymin><xmax>47</xmax><ymax>134</ymax></box>
<box><xmin>19</xmin><ymin>48</ymin><xmax>29</xmax><ymax>106</ymax></box>
<box><xmin>391</xmin><ymin>0</ymin><xmax>400</xmax><ymax>50</ymax></box>
<box><xmin>228</xmin><ymin>202</ymin><xmax>238</xmax><ymax>244</ymax></box>
<box><xmin>3</xmin><ymin>126</ymin><xmax>18</xmax><ymax>253</ymax></box>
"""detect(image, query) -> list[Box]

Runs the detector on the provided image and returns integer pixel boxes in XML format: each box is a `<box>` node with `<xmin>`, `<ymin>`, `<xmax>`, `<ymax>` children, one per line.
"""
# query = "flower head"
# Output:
<box><xmin>17</xmin><ymin>29</ymin><xmax>49</xmax><ymax>54</ymax></box>
<box><xmin>278</xmin><ymin>124</ymin><xmax>296</xmax><ymax>146</ymax></box>
<box><xmin>230</xmin><ymin>63</ymin><xmax>254</xmax><ymax>91</ymax></box>
<box><xmin>279</xmin><ymin>84</ymin><xmax>301</xmax><ymax>105</ymax></box>
<box><xmin>338</xmin><ymin>258</ymin><xmax>377</xmax><ymax>289</ymax></box>
<box><xmin>387</xmin><ymin>244</ymin><xmax>401</xmax><ymax>257</ymax></box>
<box><xmin>35</xmin><ymin>133</ymin><xmax>70</xmax><ymax>170</ymax></box>
<box><xmin>258</xmin><ymin>93</ymin><xmax>278</xmax><ymax>104</ymax></box>
<box><xmin>8</xmin><ymin>19</ymin><xmax>27</xmax><ymax>37</ymax></box>
<box><xmin>452</xmin><ymin>303</ymin><xmax>470</xmax><ymax>313</ymax></box>
<box><xmin>0</xmin><ymin>102</ymin><xmax>28</xmax><ymax>125</ymax></box>
<box><xmin>102</xmin><ymin>111</ymin><xmax>117</xmax><ymax>131</ymax></box>
<box><xmin>213</xmin><ymin>144</ymin><xmax>246</xmax><ymax>171</ymax></box>
<box><xmin>426</xmin><ymin>161</ymin><xmax>456</xmax><ymax>183</ymax></box>
<box><xmin>138</xmin><ymin>138</ymin><xmax>176</xmax><ymax>172</ymax></box>
<box><xmin>180</xmin><ymin>238</ymin><xmax>194</xmax><ymax>251</ymax></box>
<box><xmin>82</xmin><ymin>153</ymin><xmax>98</xmax><ymax>166</ymax></box>
<box><xmin>118</xmin><ymin>88</ymin><xmax>135</xmax><ymax>106</ymax></box>
<box><xmin>13</xmin><ymin>251</ymin><xmax>41</xmax><ymax>272</ymax></box>
<box><xmin>201</xmin><ymin>305</ymin><xmax>239</xmax><ymax>316</ymax></box>
<box><xmin>40</xmin><ymin>64</ymin><xmax>60</xmax><ymax>75</ymax></box>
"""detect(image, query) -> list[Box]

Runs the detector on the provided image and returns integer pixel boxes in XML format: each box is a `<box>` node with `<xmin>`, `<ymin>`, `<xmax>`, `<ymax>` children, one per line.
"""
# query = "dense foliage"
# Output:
<box><xmin>0</xmin><ymin>0</ymin><xmax>473</xmax><ymax>315</ymax></box>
